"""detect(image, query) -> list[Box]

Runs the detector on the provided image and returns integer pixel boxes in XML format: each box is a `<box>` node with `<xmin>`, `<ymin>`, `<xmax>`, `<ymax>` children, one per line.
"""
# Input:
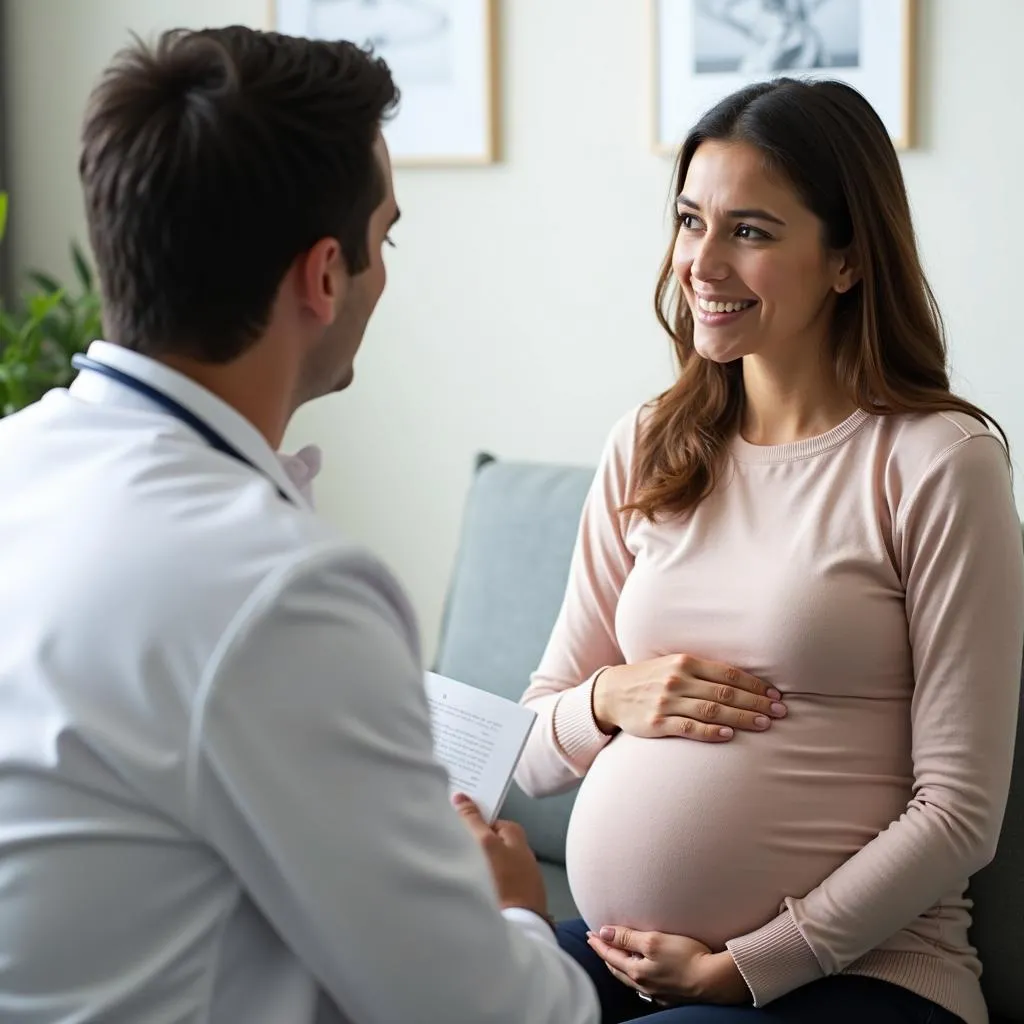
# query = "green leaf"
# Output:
<box><xmin>26</xmin><ymin>271</ymin><xmax>66</xmax><ymax>297</ymax></box>
<box><xmin>2</xmin><ymin>365</ymin><xmax>28</xmax><ymax>411</ymax></box>
<box><xmin>15</xmin><ymin>317</ymin><xmax>38</xmax><ymax>350</ymax></box>
<box><xmin>0</xmin><ymin>192</ymin><xmax>7</xmax><ymax>243</ymax></box>
<box><xmin>71</xmin><ymin>243</ymin><xmax>94</xmax><ymax>292</ymax></box>
<box><xmin>0</xmin><ymin>310</ymin><xmax>17</xmax><ymax>345</ymax></box>
<box><xmin>0</xmin><ymin>237</ymin><xmax>103</xmax><ymax>416</ymax></box>
<box><xmin>27</xmin><ymin>290</ymin><xmax>64</xmax><ymax>322</ymax></box>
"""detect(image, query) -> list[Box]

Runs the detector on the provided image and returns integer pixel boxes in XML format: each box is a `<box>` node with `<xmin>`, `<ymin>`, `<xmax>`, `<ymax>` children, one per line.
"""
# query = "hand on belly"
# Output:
<box><xmin>591</xmin><ymin>654</ymin><xmax>787</xmax><ymax>742</ymax></box>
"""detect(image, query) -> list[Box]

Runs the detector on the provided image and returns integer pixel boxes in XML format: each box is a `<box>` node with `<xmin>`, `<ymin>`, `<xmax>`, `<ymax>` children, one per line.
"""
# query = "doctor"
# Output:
<box><xmin>0</xmin><ymin>25</ymin><xmax>598</xmax><ymax>1024</ymax></box>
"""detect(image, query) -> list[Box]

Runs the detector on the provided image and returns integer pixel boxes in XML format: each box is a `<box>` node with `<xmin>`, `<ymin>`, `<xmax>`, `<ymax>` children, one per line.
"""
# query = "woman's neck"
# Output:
<box><xmin>739</xmin><ymin>352</ymin><xmax>855</xmax><ymax>446</ymax></box>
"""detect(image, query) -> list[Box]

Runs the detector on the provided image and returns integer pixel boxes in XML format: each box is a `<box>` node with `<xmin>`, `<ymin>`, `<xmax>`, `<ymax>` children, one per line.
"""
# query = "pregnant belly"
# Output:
<box><xmin>565</xmin><ymin>699</ymin><xmax>912</xmax><ymax>949</ymax></box>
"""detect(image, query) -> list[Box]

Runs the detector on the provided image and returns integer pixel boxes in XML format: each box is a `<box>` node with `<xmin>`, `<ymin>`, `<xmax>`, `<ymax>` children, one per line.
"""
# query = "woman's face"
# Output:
<box><xmin>672</xmin><ymin>140</ymin><xmax>855</xmax><ymax>367</ymax></box>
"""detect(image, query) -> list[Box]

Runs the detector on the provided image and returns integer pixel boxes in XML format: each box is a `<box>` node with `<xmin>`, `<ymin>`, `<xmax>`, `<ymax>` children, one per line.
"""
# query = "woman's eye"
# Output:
<box><xmin>384</xmin><ymin>234</ymin><xmax>397</xmax><ymax>249</ymax></box>
<box><xmin>735</xmin><ymin>223</ymin><xmax>769</xmax><ymax>240</ymax></box>
<box><xmin>679</xmin><ymin>213</ymin><xmax>701</xmax><ymax>230</ymax></box>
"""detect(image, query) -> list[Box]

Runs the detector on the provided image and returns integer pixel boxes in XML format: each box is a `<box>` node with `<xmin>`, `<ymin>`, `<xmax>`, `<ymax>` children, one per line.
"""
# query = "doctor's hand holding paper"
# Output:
<box><xmin>452</xmin><ymin>793</ymin><xmax>551</xmax><ymax>923</ymax></box>
<box><xmin>0</xmin><ymin>25</ymin><xmax>596</xmax><ymax>1024</ymax></box>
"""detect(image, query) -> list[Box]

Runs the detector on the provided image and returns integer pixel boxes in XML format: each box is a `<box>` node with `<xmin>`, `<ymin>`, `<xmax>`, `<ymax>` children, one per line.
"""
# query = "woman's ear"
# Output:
<box><xmin>832</xmin><ymin>247</ymin><xmax>862</xmax><ymax>295</ymax></box>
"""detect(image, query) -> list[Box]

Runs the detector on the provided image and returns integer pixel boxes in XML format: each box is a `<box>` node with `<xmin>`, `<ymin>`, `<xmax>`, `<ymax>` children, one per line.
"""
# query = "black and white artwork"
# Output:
<box><xmin>693</xmin><ymin>0</ymin><xmax>859</xmax><ymax>75</ymax></box>
<box><xmin>275</xmin><ymin>0</ymin><xmax>497</xmax><ymax>164</ymax></box>
<box><xmin>310</xmin><ymin>0</ymin><xmax>454</xmax><ymax>86</ymax></box>
<box><xmin>652</xmin><ymin>0</ymin><xmax>914</xmax><ymax>153</ymax></box>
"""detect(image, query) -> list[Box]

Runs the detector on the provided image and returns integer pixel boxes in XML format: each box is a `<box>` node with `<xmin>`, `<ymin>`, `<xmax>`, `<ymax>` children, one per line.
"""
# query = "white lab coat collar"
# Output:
<box><xmin>70</xmin><ymin>340</ymin><xmax>309</xmax><ymax>508</ymax></box>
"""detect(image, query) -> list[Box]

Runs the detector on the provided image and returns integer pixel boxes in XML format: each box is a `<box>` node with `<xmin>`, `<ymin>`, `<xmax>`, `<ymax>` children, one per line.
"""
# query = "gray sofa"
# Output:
<box><xmin>433</xmin><ymin>453</ymin><xmax>1024</xmax><ymax>1024</ymax></box>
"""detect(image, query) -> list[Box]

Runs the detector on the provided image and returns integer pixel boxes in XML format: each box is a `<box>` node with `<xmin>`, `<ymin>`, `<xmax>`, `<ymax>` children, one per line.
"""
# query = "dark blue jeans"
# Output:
<box><xmin>556</xmin><ymin>918</ymin><xmax>965</xmax><ymax>1024</ymax></box>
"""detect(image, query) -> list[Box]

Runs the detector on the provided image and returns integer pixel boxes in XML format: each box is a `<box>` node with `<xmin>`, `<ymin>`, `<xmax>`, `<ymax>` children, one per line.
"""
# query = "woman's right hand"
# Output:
<box><xmin>591</xmin><ymin>654</ymin><xmax>787</xmax><ymax>741</ymax></box>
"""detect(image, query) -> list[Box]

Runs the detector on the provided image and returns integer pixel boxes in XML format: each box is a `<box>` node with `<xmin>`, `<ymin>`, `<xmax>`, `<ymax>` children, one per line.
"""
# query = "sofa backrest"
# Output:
<box><xmin>434</xmin><ymin>455</ymin><xmax>593</xmax><ymax>864</ymax></box>
<box><xmin>434</xmin><ymin>453</ymin><xmax>1024</xmax><ymax>1019</ymax></box>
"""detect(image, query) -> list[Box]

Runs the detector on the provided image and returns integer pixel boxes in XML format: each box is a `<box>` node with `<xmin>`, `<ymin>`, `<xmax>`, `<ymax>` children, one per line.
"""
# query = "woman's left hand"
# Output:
<box><xmin>586</xmin><ymin>925</ymin><xmax>751</xmax><ymax>1006</ymax></box>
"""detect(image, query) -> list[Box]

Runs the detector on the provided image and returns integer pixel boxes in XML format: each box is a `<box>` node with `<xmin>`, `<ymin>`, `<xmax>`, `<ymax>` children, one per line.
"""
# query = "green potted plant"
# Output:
<box><xmin>0</xmin><ymin>191</ymin><xmax>102</xmax><ymax>415</ymax></box>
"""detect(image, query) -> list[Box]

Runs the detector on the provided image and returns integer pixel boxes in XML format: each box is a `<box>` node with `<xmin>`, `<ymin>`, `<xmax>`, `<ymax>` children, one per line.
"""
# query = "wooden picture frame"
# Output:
<box><xmin>650</xmin><ymin>0</ymin><xmax>917</xmax><ymax>156</ymax></box>
<box><xmin>270</xmin><ymin>0</ymin><xmax>500</xmax><ymax>166</ymax></box>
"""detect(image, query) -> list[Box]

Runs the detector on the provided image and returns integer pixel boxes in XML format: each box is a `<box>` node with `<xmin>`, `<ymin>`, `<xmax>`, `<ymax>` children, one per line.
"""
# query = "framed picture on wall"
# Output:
<box><xmin>272</xmin><ymin>0</ymin><xmax>499</xmax><ymax>166</ymax></box>
<box><xmin>650</xmin><ymin>0</ymin><xmax>916</xmax><ymax>155</ymax></box>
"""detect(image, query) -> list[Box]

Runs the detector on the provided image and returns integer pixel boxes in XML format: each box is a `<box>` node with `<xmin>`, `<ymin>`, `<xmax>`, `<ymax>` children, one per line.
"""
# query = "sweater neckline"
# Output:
<box><xmin>730</xmin><ymin>408</ymin><xmax>870</xmax><ymax>464</ymax></box>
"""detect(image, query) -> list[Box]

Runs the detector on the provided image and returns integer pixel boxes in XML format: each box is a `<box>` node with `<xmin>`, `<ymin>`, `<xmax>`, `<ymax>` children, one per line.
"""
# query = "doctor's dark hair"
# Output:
<box><xmin>79</xmin><ymin>26</ymin><xmax>398</xmax><ymax>362</ymax></box>
<box><xmin>625</xmin><ymin>78</ymin><xmax>1004</xmax><ymax>522</ymax></box>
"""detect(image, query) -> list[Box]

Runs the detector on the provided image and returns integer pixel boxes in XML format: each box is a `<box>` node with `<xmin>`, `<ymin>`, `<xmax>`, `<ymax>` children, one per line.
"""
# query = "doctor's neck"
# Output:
<box><xmin>160</xmin><ymin>339</ymin><xmax>298</xmax><ymax>452</ymax></box>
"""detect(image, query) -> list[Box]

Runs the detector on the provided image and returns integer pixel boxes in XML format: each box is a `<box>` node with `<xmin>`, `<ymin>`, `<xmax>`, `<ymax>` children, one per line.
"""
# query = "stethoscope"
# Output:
<box><xmin>71</xmin><ymin>353</ymin><xmax>294</xmax><ymax>504</ymax></box>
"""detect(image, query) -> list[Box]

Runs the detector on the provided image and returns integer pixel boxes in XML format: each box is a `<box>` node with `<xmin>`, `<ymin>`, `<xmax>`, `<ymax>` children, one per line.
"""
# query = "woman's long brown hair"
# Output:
<box><xmin>626</xmin><ymin>79</ymin><xmax>1004</xmax><ymax>522</ymax></box>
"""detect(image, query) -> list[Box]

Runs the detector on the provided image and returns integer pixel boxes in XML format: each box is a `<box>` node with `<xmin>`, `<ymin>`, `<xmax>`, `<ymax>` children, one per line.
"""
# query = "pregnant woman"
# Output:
<box><xmin>515</xmin><ymin>79</ymin><xmax>1023</xmax><ymax>1024</ymax></box>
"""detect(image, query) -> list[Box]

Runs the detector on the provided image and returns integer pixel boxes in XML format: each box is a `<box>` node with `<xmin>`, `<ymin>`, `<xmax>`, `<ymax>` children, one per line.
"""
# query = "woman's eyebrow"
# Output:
<box><xmin>676</xmin><ymin>194</ymin><xmax>786</xmax><ymax>227</ymax></box>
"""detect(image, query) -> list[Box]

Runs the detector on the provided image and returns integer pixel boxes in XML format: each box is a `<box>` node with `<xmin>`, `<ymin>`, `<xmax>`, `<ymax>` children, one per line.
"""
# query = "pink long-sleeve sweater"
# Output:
<box><xmin>516</xmin><ymin>405</ymin><xmax>1024</xmax><ymax>1023</ymax></box>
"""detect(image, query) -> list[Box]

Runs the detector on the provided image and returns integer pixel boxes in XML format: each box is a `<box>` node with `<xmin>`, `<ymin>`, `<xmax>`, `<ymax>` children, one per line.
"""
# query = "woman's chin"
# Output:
<box><xmin>692</xmin><ymin>330</ymin><xmax>751</xmax><ymax>365</ymax></box>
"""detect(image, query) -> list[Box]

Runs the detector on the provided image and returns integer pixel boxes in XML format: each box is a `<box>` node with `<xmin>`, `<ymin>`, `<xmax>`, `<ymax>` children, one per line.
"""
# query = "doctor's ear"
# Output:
<box><xmin>296</xmin><ymin>238</ymin><xmax>347</xmax><ymax>324</ymax></box>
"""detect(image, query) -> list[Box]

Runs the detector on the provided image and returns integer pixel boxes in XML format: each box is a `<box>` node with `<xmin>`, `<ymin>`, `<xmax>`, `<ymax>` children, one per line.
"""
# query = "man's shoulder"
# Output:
<box><xmin>223</xmin><ymin>527</ymin><xmax>418</xmax><ymax>647</ymax></box>
<box><xmin>153</xmin><ymin>498</ymin><xmax>416</xmax><ymax>651</ymax></box>
<box><xmin>0</xmin><ymin>395</ymin><xmax>419</xmax><ymax>665</ymax></box>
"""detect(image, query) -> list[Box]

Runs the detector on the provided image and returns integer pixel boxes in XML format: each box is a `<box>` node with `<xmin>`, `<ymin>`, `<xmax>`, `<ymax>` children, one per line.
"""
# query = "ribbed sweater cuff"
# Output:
<box><xmin>725</xmin><ymin>909</ymin><xmax>823</xmax><ymax>1006</ymax></box>
<box><xmin>552</xmin><ymin>671</ymin><xmax>613</xmax><ymax>770</ymax></box>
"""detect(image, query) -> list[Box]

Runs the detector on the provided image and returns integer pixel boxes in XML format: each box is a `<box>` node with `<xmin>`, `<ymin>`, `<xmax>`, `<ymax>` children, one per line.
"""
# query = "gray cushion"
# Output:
<box><xmin>538</xmin><ymin>860</ymin><xmax>578</xmax><ymax>923</ymax></box>
<box><xmin>434</xmin><ymin>454</ymin><xmax>594</xmax><ymax>865</ymax></box>
<box><xmin>967</xmin><ymin>689</ymin><xmax>1024</xmax><ymax>1022</ymax></box>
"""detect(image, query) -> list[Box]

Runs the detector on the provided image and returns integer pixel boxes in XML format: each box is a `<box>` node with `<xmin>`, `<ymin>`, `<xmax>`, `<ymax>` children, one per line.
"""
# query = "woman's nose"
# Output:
<box><xmin>690</xmin><ymin>235</ymin><xmax>730</xmax><ymax>282</ymax></box>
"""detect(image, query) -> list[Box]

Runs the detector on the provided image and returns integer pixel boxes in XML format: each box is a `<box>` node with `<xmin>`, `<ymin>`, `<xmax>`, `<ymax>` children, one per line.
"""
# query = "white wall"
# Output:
<box><xmin>7</xmin><ymin>0</ymin><xmax>1024</xmax><ymax>659</ymax></box>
